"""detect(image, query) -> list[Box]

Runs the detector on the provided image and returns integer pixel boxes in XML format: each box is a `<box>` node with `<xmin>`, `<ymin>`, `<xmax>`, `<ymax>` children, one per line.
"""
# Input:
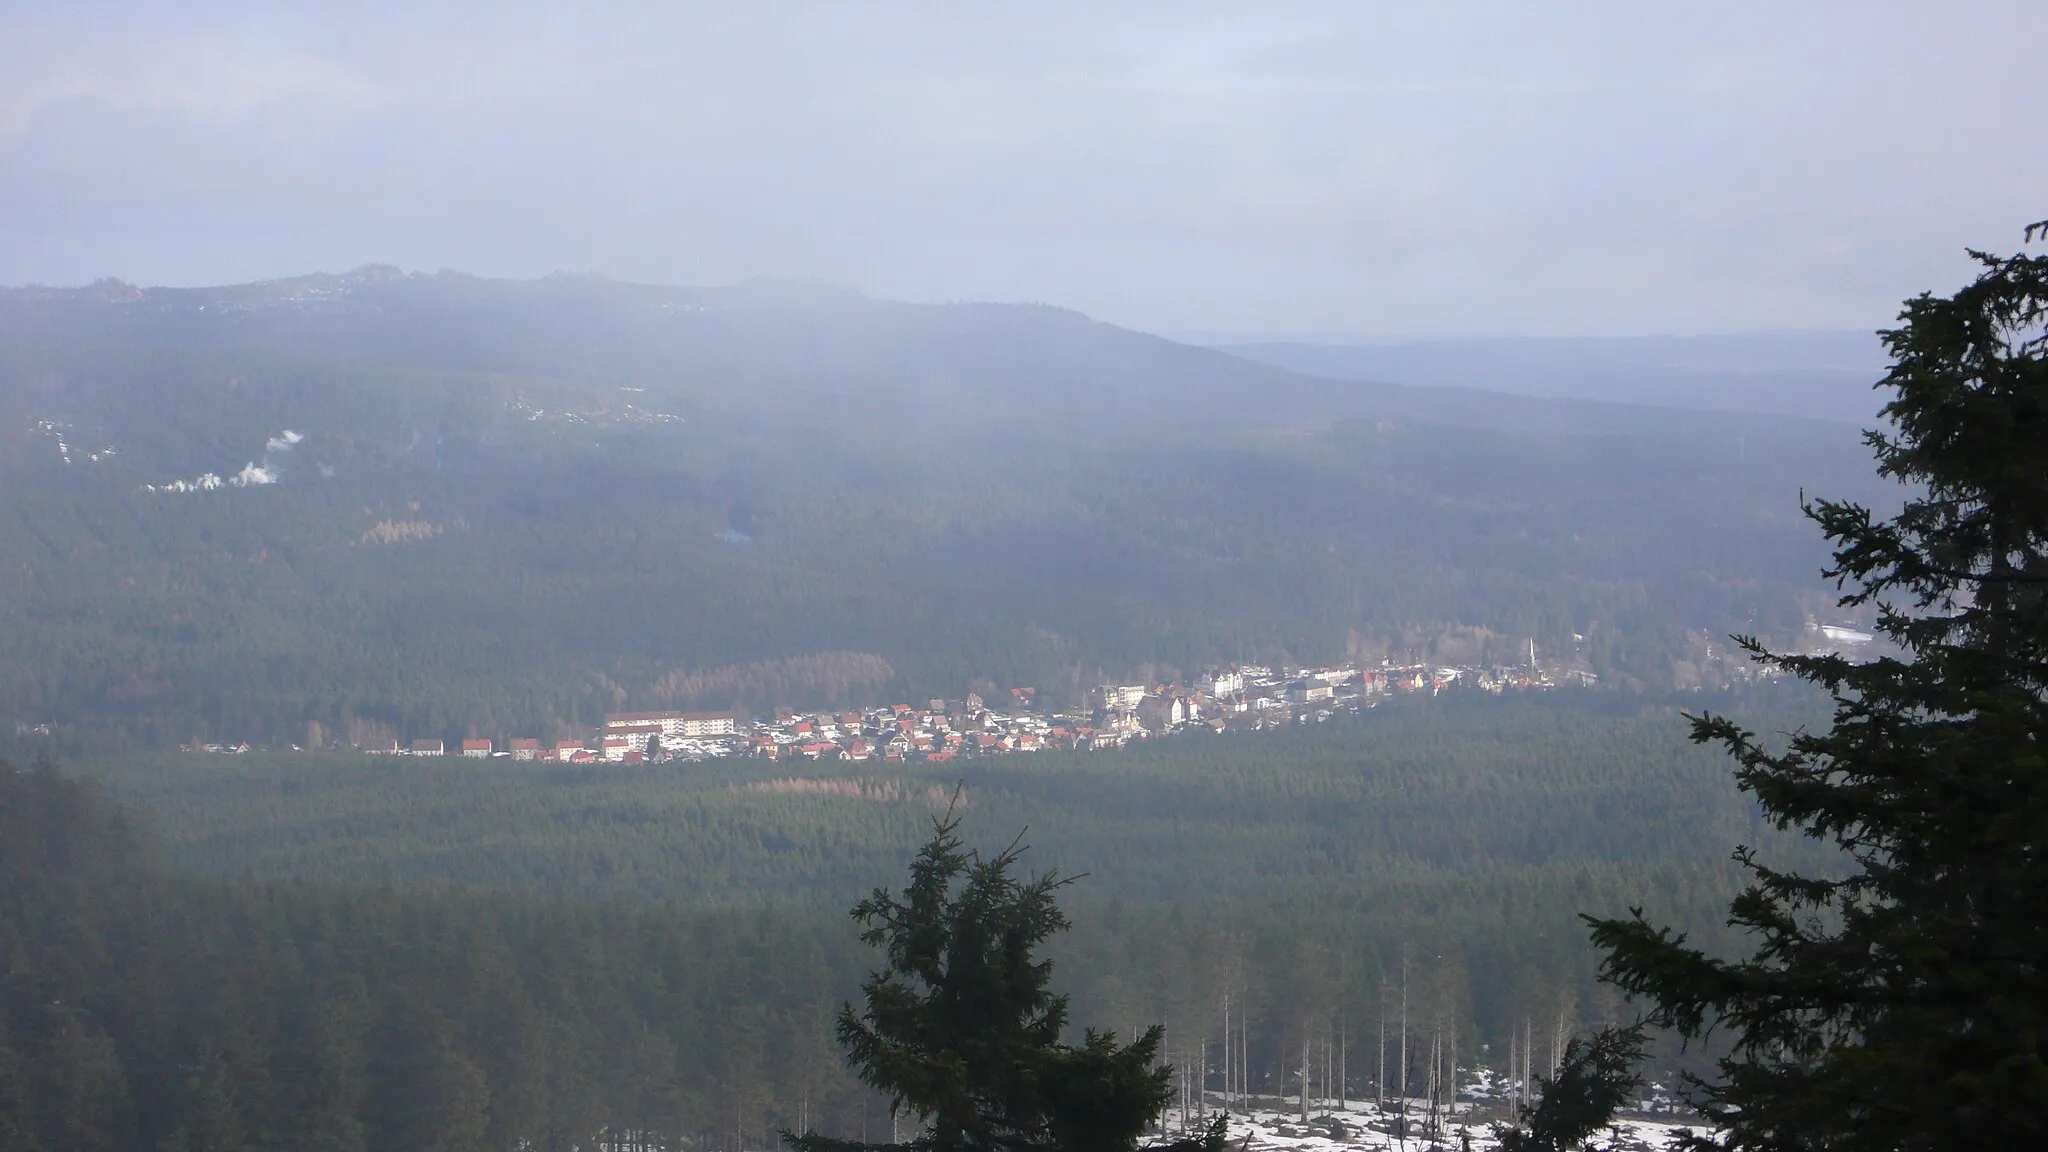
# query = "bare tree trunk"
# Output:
<box><xmin>1425</xmin><ymin>1025</ymin><xmax>1440</xmax><ymax>1137</ymax></box>
<box><xmin>1228</xmin><ymin>1004</ymin><xmax>1245</xmax><ymax>1106</ymax></box>
<box><xmin>1523</xmin><ymin>1017</ymin><xmax>1534</xmax><ymax>1107</ymax></box>
<box><xmin>1340</xmin><ymin>1020</ymin><xmax>1348</xmax><ymax>1111</ymax></box>
<box><xmin>1553</xmin><ymin>1005</ymin><xmax>1567</xmax><ymax>1079</ymax></box>
<box><xmin>1448</xmin><ymin>1029</ymin><xmax>1458</xmax><ymax>1123</ymax></box>
<box><xmin>1510</xmin><ymin>1021</ymin><xmax>1518</xmax><ymax>1110</ymax></box>
<box><xmin>1399</xmin><ymin>952</ymin><xmax>1409</xmax><ymax>1112</ymax></box>
<box><xmin>1181</xmin><ymin>1035</ymin><xmax>1190</xmax><ymax>1134</ymax></box>
<box><xmin>1300</xmin><ymin>1032</ymin><xmax>1311</xmax><ymax>1122</ymax></box>
<box><xmin>1516</xmin><ymin>1019</ymin><xmax>1525</xmax><ymax>1107</ymax></box>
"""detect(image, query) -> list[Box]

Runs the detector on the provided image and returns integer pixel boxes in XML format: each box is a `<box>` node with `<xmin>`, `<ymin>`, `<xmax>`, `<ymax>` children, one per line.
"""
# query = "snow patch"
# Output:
<box><xmin>1159</xmin><ymin>1100</ymin><xmax>1701</xmax><ymax>1152</ymax></box>
<box><xmin>143</xmin><ymin>428</ymin><xmax>308</xmax><ymax>495</ymax></box>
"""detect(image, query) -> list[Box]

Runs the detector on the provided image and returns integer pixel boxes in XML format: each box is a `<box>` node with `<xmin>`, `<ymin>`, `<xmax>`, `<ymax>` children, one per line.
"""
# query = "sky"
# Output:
<box><xmin>1</xmin><ymin>2</ymin><xmax>2043</xmax><ymax>339</ymax></box>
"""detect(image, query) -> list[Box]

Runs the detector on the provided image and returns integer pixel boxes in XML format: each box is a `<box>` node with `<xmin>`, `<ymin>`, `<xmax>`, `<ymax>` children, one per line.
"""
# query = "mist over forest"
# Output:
<box><xmin>4</xmin><ymin>6</ymin><xmax>2041</xmax><ymax>1151</ymax></box>
<box><xmin>0</xmin><ymin>269</ymin><xmax>1887</xmax><ymax>749</ymax></box>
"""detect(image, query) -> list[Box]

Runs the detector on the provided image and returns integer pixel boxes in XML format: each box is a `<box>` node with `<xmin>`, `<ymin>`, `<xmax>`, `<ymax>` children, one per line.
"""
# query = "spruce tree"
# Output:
<box><xmin>1495</xmin><ymin>1025</ymin><xmax>1646</xmax><ymax>1152</ymax></box>
<box><xmin>788</xmin><ymin>811</ymin><xmax>1224</xmax><ymax>1152</ymax></box>
<box><xmin>1588</xmin><ymin>223</ymin><xmax>2048</xmax><ymax>1149</ymax></box>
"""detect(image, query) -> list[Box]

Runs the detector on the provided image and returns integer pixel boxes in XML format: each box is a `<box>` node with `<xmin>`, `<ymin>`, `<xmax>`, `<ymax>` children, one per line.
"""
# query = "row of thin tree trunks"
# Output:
<box><xmin>1159</xmin><ymin>981</ymin><xmax>1571</xmax><ymax>1140</ymax></box>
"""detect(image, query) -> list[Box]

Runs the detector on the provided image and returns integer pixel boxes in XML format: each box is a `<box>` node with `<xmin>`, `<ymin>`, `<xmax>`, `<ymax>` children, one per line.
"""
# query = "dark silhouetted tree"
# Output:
<box><xmin>788</xmin><ymin>809</ymin><xmax>1224</xmax><ymax>1152</ymax></box>
<box><xmin>1588</xmin><ymin>224</ymin><xmax>2048</xmax><ymax>1149</ymax></box>
<box><xmin>1495</xmin><ymin>1024</ymin><xmax>1646</xmax><ymax>1152</ymax></box>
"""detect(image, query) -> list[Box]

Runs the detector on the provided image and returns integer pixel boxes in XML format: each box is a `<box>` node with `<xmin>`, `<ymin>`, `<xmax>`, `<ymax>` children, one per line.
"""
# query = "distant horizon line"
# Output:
<box><xmin>1166</xmin><ymin>326</ymin><xmax>1882</xmax><ymax>349</ymax></box>
<box><xmin>0</xmin><ymin>264</ymin><xmax>1882</xmax><ymax>348</ymax></box>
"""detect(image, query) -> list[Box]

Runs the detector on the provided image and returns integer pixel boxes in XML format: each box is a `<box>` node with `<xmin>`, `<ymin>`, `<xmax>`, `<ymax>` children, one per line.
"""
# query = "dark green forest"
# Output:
<box><xmin>9</xmin><ymin>694</ymin><xmax>1828</xmax><ymax>1149</ymax></box>
<box><xmin>0</xmin><ymin>272</ymin><xmax>1883</xmax><ymax>747</ymax></box>
<box><xmin>2</xmin><ymin>757</ymin><xmax>869</xmax><ymax>1152</ymax></box>
<box><xmin>89</xmin><ymin>693</ymin><xmax>1823</xmax><ymax>913</ymax></box>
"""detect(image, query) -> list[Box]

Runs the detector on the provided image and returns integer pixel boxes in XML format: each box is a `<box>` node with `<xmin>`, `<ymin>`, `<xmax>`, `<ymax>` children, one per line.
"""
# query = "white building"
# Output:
<box><xmin>1096</xmin><ymin>685</ymin><xmax>1148</xmax><ymax>711</ymax></box>
<box><xmin>604</xmin><ymin>710</ymin><xmax>740</xmax><ymax>739</ymax></box>
<box><xmin>1202</xmin><ymin>670</ymin><xmax>1244</xmax><ymax>698</ymax></box>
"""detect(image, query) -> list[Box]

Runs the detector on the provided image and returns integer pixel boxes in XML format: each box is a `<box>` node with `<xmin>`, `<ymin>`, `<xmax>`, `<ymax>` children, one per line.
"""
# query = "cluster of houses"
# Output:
<box><xmin>390</xmin><ymin>710</ymin><xmax>741</xmax><ymax>763</ymax></box>
<box><xmin>335</xmin><ymin>659</ymin><xmax>1575</xmax><ymax>765</ymax></box>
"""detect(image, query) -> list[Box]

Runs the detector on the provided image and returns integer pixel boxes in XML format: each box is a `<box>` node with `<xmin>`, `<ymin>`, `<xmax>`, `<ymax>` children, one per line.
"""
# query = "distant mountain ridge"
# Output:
<box><xmin>4</xmin><ymin>269</ymin><xmax>1866</xmax><ymax>440</ymax></box>
<box><xmin>1214</xmin><ymin>331</ymin><xmax>1889</xmax><ymax>424</ymax></box>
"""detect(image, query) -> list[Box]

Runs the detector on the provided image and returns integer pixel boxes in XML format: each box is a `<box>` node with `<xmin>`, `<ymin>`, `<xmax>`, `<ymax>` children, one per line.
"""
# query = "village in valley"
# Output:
<box><xmin>184</xmin><ymin>656</ymin><xmax>1595</xmax><ymax>762</ymax></box>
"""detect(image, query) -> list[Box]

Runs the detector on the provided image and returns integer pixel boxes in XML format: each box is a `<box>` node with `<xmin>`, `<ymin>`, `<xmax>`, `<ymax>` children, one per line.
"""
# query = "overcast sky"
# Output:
<box><xmin>2</xmin><ymin>3</ymin><xmax>2042</xmax><ymax>339</ymax></box>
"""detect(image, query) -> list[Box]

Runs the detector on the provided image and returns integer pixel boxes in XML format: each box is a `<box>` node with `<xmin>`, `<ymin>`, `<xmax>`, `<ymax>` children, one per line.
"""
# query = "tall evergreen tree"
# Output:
<box><xmin>1588</xmin><ymin>223</ymin><xmax>2048</xmax><ymax>1148</ymax></box>
<box><xmin>789</xmin><ymin>811</ymin><xmax>1224</xmax><ymax>1152</ymax></box>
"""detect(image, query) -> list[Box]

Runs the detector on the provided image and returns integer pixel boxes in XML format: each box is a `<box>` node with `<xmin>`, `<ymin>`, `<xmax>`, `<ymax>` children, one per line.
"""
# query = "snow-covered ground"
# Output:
<box><xmin>1155</xmin><ymin>1099</ymin><xmax>1703</xmax><ymax>1152</ymax></box>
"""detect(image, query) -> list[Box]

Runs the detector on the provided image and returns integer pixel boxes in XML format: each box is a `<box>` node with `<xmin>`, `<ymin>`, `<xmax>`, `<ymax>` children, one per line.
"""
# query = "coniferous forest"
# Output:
<box><xmin>8</xmin><ymin>692</ymin><xmax>1832</xmax><ymax>1150</ymax></box>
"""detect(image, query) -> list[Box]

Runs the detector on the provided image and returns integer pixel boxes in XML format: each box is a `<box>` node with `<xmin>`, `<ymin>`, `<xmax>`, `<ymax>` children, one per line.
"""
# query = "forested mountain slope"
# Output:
<box><xmin>1</xmin><ymin>271</ymin><xmax>1888</xmax><ymax>746</ymax></box>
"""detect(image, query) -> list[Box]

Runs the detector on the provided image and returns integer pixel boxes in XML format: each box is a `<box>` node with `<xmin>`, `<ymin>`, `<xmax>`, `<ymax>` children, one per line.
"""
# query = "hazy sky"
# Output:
<box><xmin>2</xmin><ymin>3</ymin><xmax>2042</xmax><ymax>338</ymax></box>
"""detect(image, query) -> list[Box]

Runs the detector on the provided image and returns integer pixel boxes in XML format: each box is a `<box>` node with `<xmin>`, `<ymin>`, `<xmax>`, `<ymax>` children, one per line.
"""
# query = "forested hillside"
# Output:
<box><xmin>1</xmin><ymin>271</ymin><xmax>1884</xmax><ymax>747</ymax></box>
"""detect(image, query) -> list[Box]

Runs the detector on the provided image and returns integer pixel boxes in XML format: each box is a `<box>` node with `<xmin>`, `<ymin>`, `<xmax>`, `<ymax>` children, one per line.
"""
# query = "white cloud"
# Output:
<box><xmin>2</xmin><ymin>3</ymin><xmax>2043</xmax><ymax>336</ymax></box>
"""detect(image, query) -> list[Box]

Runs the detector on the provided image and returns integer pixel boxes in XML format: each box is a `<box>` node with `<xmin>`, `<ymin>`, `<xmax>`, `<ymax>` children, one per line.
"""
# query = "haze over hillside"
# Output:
<box><xmin>1</xmin><ymin>268</ymin><xmax>1887</xmax><ymax>749</ymax></box>
<box><xmin>1216</xmin><ymin>331</ymin><xmax>1889</xmax><ymax>424</ymax></box>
